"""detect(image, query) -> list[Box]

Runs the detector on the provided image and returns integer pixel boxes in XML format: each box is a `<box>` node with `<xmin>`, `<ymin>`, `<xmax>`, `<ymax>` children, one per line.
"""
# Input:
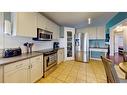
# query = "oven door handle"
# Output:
<box><xmin>46</xmin><ymin>57</ymin><xmax>49</xmax><ymax>67</ymax></box>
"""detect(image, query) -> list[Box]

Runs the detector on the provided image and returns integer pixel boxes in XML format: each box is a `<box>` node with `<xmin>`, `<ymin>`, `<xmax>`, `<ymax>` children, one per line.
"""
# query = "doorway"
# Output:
<box><xmin>110</xmin><ymin>18</ymin><xmax>127</xmax><ymax>56</ymax></box>
<box><xmin>114</xmin><ymin>31</ymin><xmax>123</xmax><ymax>54</ymax></box>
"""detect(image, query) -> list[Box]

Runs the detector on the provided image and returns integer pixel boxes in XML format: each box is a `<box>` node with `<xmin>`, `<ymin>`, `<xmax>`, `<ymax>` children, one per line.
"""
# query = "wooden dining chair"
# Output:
<box><xmin>101</xmin><ymin>56</ymin><xmax>127</xmax><ymax>83</ymax></box>
<box><xmin>123</xmin><ymin>52</ymin><xmax>127</xmax><ymax>62</ymax></box>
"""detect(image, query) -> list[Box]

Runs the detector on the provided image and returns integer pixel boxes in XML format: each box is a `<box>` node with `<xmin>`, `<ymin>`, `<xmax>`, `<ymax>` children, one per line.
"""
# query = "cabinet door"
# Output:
<box><xmin>37</xmin><ymin>13</ymin><xmax>46</xmax><ymax>29</ymax></box>
<box><xmin>13</xmin><ymin>12</ymin><xmax>37</xmax><ymax>37</ymax></box>
<box><xmin>53</xmin><ymin>24</ymin><xmax>60</xmax><ymax>39</ymax></box>
<box><xmin>4</xmin><ymin>60</ymin><xmax>29</xmax><ymax>83</ymax></box>
<box><xmin>41</xmin><ymin>55</ymin><xmax>43</xmax><ymax>76</ymax></box>
<box><xmin>30</xmin><ymin>56</ymin><xmax>42</xmax><ymax>83</ymax></box>
<box><xmin>0</xmin><ymin>66</ymin><xmax>3</xmax><ymax>83</ymax></box>
<box><xmin>88</xmin><ymin>27</ymin><xmax>96</xmax><ymax>39</ymax></box>
<box><xmin>57</xmin><ymin>50</ymin><xmax>61</xmax><ymax>64</ymax></box>
<box><xmin>57</xmin><ymin>49</ymin><xmax>64</xmax><ymax>64</ymax></box>
<box><xmin>4</xmin><ymin>67</ymin><xmax>28</xmax><ymax>83</ymax></box>
<box><xmin>61</xmin><ymin>49</ymin><xmax>64</xmax><ymax>62</ymax></box>
<box><xmin>96</xmin><ymin>26</ymin><xmax>105</xmax><ymax>39</ymax></box>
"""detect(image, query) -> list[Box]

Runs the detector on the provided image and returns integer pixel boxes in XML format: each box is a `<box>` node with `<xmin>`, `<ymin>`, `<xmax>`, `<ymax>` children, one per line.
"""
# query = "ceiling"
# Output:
<box><xmin>42</xmin><ymin>12</ymin><xmax>117</xmax><ymax>28</ymax></box>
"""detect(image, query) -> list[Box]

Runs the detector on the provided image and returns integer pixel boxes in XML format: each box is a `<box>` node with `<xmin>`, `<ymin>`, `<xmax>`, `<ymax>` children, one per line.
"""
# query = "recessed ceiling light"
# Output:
<box><xmin>88</xmin><ymin>18</ymin><xmax>91</xmax><ymax>24</ymax></box>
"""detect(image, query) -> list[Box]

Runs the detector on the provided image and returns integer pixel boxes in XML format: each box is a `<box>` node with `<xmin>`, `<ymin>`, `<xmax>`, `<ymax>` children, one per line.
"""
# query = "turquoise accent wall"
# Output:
<box><xmin>105</xmin><ymin>12</ymin><xmax>127</xmax><ymax>42</ymax></box>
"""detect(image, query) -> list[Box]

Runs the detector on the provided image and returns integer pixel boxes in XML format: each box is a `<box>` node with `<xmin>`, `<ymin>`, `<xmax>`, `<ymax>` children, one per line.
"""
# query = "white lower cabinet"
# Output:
<box><xmin>3</xmin><ymin>55</ymin><xmax>43</xmax><ymax>83</ymax></box>
<box><xmin>29</xmin><ymin>56</ymin><xmax>42</xmax><ymax>83</ymax></box>
<box><xmin>57</xmin><ymin>49</ymin><xmax>64</xmax><ymax>64</ymax></box>
<box><xmin>4</xmin><ymin>59</ymin><xmax>29</xmax><ymax>83</ymax></box>
<box><xmin>0</xmin><ymin>66</ymin><xmax>3</xmax><ymax>83</ymax></box>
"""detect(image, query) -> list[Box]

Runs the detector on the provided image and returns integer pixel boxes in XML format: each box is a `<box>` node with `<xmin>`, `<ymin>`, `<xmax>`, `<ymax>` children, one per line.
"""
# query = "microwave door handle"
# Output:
<box><xmin>51</xmin><ymin>35</ymin><xmax>52</xmax><ymax>39</ymax></box>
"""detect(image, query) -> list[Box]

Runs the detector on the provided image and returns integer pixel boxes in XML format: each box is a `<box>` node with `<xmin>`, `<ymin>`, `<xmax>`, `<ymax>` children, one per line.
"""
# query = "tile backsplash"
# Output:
<box><xmin>0</xmin><ymin>34</ymin><xmax>58</xmax><ymax>58</ymax></box>
<box><xmin>4</xmin><ymin>34</ymin><xmax>56</xmax><ymax>53</ymax></box>
<box><xmin>0</xmin><ymin>49</ymin><xmax>3</xmax><ymax>57</ymax></box>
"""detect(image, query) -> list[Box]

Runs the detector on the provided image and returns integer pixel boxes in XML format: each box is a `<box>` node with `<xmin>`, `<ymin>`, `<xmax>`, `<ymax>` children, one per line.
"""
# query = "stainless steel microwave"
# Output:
<box><xmin>34</xmin><ymin>28</ymin><xmax>53</xmax><ymax>41</ymax></box>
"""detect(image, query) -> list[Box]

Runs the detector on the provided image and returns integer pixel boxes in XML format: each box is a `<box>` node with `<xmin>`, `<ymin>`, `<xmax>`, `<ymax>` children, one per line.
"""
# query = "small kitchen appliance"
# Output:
<box><xmin>2</xmin><ymin>47</ymin><xmax>22</xmax><ymax>58</ymax></box>
<box><xmin>33</xmin><ymin>28</ymin><xmax>53</xmax><ymax>41</ymax></box>
<box><xmin>53</xmin><ymin>42</ymin><xmax>59</xmax><ymax>50</ymax></box>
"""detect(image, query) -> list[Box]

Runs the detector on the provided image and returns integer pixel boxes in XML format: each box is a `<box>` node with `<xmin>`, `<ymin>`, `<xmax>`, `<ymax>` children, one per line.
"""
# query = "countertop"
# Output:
<box><xmin>89</xmin><ymin>47</ymin><xmax>108</xmax><ymax>49</ymax></box>
<box><xmin>0</xmin><ymin>52</ymin><xmax>42</xmax><ymax>66</ymax></box>
<box><xmin>0</xmin><ymin>48</ymin><xmax>64</xmax><ymax>66</ymax></box>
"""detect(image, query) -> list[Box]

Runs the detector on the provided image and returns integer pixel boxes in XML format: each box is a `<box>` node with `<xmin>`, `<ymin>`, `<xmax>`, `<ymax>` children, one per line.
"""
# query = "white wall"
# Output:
<box><xmin>0</xmin><ymin>13</ymin><xmax>4</xmax><ymax>49</ymax></box>
<box><xmin>123</xmin><ymin>27</ymin><xmax>127</xmax><ymax>51</ymax></box>
<box><xmin>4</xmin><ymin>35</ymin><xmax>54</xmax><ymax>53</ymax></box>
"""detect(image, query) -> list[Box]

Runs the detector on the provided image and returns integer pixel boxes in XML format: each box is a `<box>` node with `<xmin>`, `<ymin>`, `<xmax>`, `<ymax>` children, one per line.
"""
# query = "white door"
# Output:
<box><xmin>64</xmin><ymin>27</ymin><xmax>75</xmax><ymax>60</ymax></box>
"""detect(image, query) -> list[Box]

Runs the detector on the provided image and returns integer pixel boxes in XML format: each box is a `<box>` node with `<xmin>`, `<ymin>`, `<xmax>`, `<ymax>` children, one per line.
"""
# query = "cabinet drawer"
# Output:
<box><xmin>4</xmin><ymin>59</ymin><xmax>29</xmax><ymax>73</ymax></box>
<box><xmin>30</xmin><ymin>56</ymin><xmax>42</xmax><ymax>63</ymax></box>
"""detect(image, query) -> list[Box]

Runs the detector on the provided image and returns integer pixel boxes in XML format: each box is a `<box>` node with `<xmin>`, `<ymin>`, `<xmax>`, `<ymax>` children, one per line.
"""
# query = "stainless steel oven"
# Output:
<box><xmin>43</xmin><ymin>50</ymin><xmax>57</xmax><ymax>77</ymax></box>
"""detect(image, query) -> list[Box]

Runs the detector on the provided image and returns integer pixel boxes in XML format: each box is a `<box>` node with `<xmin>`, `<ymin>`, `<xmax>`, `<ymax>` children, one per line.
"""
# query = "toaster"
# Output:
<box><xmin>3</xmin><ymin>47</ymin><xmax>22</xmax><ymax>58</ymax></box>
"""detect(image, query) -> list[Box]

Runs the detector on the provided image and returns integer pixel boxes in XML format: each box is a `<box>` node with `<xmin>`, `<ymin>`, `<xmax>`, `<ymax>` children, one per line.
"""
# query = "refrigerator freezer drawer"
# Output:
<box><xmin>75</xmin><ymin>51</ymin><xmax>89</xmax><ymax>62</ymax></box>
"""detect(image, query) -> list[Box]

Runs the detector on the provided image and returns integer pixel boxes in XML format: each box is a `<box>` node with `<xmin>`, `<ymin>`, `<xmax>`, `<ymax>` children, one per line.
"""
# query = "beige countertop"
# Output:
<box><xmin>0</xmin><ymin>48</ymin><xmax>64</xmax><ymax>66</ymax></box>
<box><xmin>0</xmin><ymin>52</ymin><xmax>42</xmax><ymax>66</ymax></box>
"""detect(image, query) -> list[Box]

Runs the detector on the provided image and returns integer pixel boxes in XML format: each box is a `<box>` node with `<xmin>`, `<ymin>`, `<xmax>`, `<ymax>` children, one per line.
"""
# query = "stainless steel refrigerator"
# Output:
<box><xmin>75</xmin><ymin>33</ymin><xmax>89</xmax><ymax>62</ymax></box>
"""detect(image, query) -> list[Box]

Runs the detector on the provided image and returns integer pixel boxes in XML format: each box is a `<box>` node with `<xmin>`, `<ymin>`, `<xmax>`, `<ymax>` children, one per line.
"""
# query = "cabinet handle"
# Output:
<box><xmin>28</xmin><ymin>65</ymin><xmax>31</xmax><ymax>69</ymax></box>
<box><xmin>31</xmin><ymin>64</ymin><xmax>32</xmax><ymax>68</ymax></box>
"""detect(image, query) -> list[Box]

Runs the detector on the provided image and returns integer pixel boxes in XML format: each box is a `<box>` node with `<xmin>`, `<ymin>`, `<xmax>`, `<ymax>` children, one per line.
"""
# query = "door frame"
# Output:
<box><xmin>64</xmin><ymin>27</ymin><xmax>75</xmax><ymax>60</ymax></box>
<box><xmin>109</xmin><ymin>18</ymin><xmax>127</xmax><ymax>56</ymax></box>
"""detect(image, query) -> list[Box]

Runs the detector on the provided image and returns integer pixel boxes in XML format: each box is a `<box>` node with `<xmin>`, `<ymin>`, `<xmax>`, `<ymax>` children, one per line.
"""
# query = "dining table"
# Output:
<box><xmin>119</xmin><ymin>62</ymin><xmax>127</xmax><ymax>79</ymax></box>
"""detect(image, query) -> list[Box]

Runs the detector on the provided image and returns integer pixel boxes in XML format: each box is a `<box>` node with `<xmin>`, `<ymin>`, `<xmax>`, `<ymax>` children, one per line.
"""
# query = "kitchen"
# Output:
<box><xmin>0</xmin><ymin>12</ymin><xmax>126</xmax><ymax>83</ymax></box>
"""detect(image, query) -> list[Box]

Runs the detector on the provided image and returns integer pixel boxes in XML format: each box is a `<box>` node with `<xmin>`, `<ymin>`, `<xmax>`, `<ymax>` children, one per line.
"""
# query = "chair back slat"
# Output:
<box><xmin>123</xmin><ymin>52</ymin><xmax>127</xmax><ymax>62</ymax></box>
<box><xmin>101</xmin><ymin>56</ymin><xmax>120</xmax><ymax>83</ymax></box>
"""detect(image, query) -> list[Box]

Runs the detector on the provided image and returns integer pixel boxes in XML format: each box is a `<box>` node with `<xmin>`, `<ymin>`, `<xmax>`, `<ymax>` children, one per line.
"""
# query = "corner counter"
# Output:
<box><xmin>89</xmin><ymin>47</ymin><xmax>108</xmax><ymax>60</ymax></box>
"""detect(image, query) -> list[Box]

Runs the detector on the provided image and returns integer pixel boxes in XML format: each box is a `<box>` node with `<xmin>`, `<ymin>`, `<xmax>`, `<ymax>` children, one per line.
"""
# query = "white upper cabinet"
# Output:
<box><xmin>87</xmin><ymin>27</ymin><xmax>96</xmax><ymax>39</ymax></box>
<box><xmin>11</xmin><ymin>12</ymin><xmax>60</xmax><ymax>39</ymax></box>
<box><xmin>37</xmin><ymin>13</ymin><xmax>47</xmax><ymax>29</ymax></box>
<box><xmin>77</xmin><ymin>27</ymin><xmax>96</xmax><ymax>39</ymax></box>
<box><xmin>37</xmin><ymin>13</ymin><xmax>60</xmax><ymax>39</ymax></box>
<box><xmin>43</xmin><ymin>16</ymin><xmax>60</xmax><ymax>39</ymax></box>
<box><xmin>76</xmin><ymin>26</ymin><xmax>105</xmax><ymax>40</ymax></box>
<box><xmin>96</xmin><ymin>26</ymin><xmax>105</xmax><ymax>39</ymax></box>
<box><xmin>12</xmin><ymin>12</ymin><xmax>37</xmax><ymax>37</ymax></box>
<box><xmin>52</xmin><ymin>23</ymin><xmax>60</xmax><ymax>39</ymax></box>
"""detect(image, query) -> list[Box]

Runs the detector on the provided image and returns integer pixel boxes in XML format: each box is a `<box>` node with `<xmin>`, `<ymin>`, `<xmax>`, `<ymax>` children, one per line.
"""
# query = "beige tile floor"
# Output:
<box><xmin>37</xmin><ymin>60</ymin><xmax>125</xmax><ymax>83</ymax></box>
